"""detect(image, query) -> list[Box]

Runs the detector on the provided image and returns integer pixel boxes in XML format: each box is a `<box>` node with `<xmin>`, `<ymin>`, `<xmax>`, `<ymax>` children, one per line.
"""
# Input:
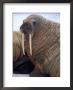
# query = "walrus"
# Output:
<box><xmin>20</xmin><ymin>14</ymin><xmax>60</xmax><ymax>77</ymax></box>
<box><xmin>13</xmin><ymin>31</ymin><xmax>25</xmax><ymax>62</ymax></box>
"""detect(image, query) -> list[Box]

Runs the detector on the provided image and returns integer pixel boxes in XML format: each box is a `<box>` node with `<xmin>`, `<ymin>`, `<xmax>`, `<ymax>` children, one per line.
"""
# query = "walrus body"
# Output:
<box><xmin>20</xmin><ymin>15</ymin><xmax>60</xmax><ymax>77</ymax></box>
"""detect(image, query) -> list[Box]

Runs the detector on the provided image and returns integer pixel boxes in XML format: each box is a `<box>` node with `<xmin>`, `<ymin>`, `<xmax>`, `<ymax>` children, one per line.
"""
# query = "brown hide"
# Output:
<box><xmin>21</xmin><ymin>15</ymin><xmax>60</xmax><ymax>77</ymax></box>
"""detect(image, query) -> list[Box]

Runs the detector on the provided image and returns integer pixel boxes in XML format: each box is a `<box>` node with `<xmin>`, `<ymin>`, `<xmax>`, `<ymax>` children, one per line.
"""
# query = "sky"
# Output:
<box><xmin>12</xmin><ymin>13</ymin><xmax>60</xmax><ymax>31</ymax></box>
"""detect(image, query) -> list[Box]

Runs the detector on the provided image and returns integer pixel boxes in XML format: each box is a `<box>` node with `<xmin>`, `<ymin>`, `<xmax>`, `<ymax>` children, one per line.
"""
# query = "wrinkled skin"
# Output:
<box><xmin>20</xmin><ymin>15</ymin><xmax>60</xmax><ymax>77</ymax></box>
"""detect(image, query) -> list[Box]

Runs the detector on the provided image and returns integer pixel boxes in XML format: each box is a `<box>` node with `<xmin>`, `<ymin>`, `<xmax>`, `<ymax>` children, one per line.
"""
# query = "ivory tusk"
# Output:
<box><xmin>29</xmin><ymin>34</ymin><xmax>32</xmax><ymax>55</ymax></box>
<box><xmin>22</xmin><ymin>33</ymin><xmax>25</xmax><ymax>55</ymax></box>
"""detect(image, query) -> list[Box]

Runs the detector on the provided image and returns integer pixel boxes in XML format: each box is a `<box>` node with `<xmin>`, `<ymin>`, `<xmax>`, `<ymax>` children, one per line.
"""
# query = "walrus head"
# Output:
<box><xmin>20</xmin><ymin>19</ymin><xmax>37</xmax><ymax>35</ymax></box>
<box><xmin>20</xmin><ymin>15</ymin><xmax>41</xmax><ymax>56</ymax></box>
<box><xmin>20</xmin><ymin>15</ymin><xmax>45</xmax><ymax>35</ymax></box>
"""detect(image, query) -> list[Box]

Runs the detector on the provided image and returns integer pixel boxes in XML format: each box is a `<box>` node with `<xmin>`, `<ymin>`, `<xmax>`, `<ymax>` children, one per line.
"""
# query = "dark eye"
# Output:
<box><xmin>33</xmin><ymin>21</ymin><xmax>36</xmax><ymax>26</ymax></box>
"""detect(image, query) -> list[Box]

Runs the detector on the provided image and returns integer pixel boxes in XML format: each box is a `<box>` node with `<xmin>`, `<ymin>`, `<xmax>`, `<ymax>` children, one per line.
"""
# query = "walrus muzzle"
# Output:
<box><xmin>20</xmin><ymin>21</ymin><xmax>36</xmax><ymax>56</ymax></box>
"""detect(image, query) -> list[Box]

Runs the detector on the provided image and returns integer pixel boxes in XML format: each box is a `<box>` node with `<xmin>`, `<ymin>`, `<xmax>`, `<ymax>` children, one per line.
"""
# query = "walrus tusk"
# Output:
<box><xmin>29</xmin><ymin>34</ymin><xmax>32</xmax><ymax>55</ymax></box>
<box><xmin>22</xmin><ymin>33</ymin><xmax>25</xmax><ymax>55</ymax></box>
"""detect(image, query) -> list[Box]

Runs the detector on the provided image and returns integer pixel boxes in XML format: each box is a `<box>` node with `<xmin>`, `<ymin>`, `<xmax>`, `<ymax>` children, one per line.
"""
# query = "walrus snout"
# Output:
<box><xmin>20</xmin><ymin>20</ymin><xmax>36</xmax><ymax>33</ymax></box>
<box><xmin>20</xmin><ymin>22</ymin><xmax>32</xmax><ymax>31</ymax></box>
<box><xmin>20</xmin><ymin>20</ymin><xmax>36</xmax><ymax>34</ymax></box>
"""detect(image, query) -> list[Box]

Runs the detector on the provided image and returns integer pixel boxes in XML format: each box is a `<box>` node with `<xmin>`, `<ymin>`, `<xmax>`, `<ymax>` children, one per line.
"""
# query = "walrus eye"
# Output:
<box><xmin>32</xmin><ymin>20</ymin><xmax>36</xmax><ymax>26</ymax></box>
